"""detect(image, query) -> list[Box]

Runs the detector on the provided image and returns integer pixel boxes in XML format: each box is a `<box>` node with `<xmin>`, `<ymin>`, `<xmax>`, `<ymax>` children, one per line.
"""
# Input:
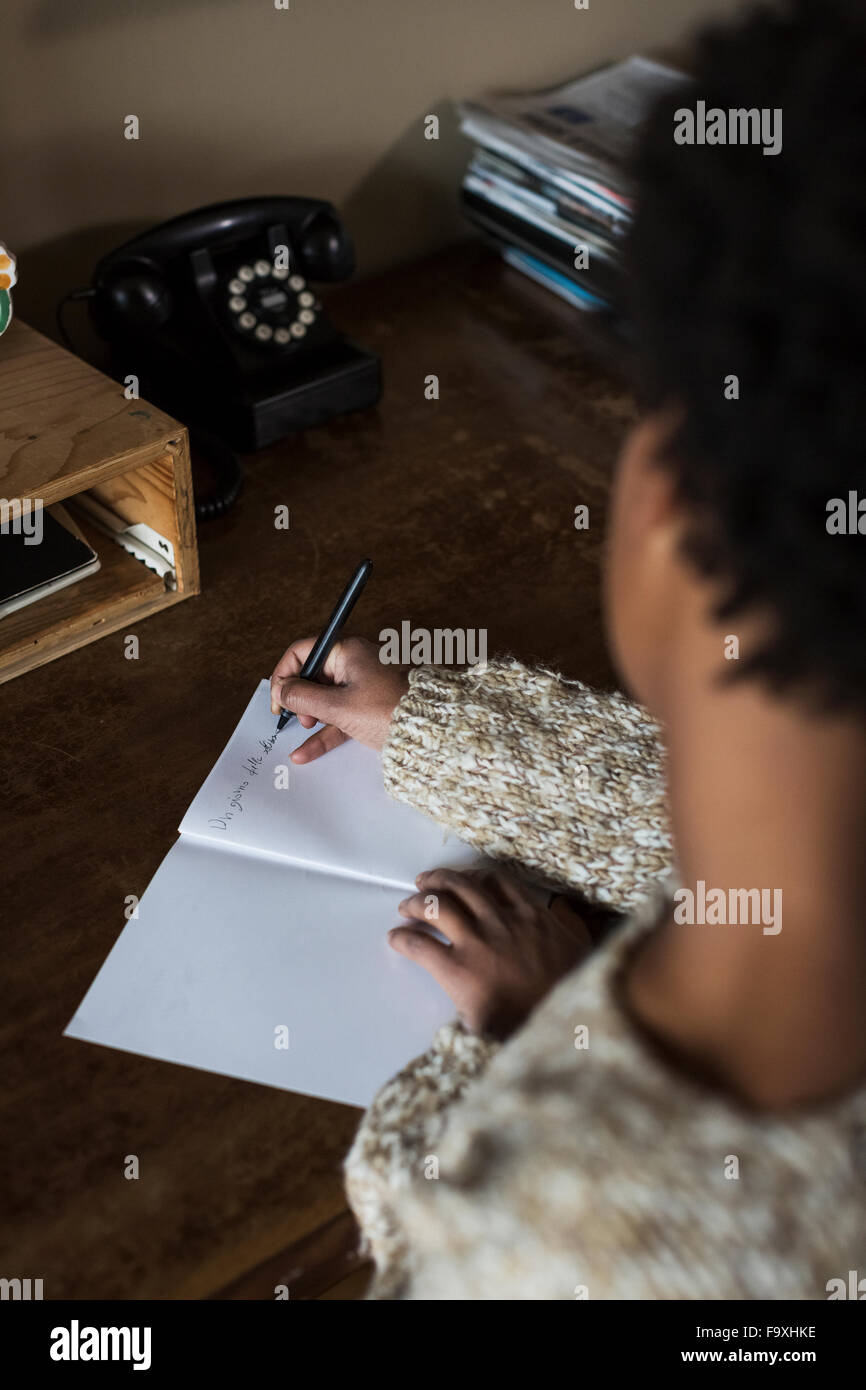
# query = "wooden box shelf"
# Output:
<box><xmin>0</xmin><ymin>320</ymin><xmax>200</xmax><ymax>683</ymax></box>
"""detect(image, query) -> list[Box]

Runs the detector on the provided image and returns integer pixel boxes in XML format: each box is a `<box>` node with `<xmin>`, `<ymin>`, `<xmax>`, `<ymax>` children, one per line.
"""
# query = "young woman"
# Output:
<box><xmin>270</xmin><ymin>0</ymin><xmax>866</xmax><ymax>1299</ymax></box>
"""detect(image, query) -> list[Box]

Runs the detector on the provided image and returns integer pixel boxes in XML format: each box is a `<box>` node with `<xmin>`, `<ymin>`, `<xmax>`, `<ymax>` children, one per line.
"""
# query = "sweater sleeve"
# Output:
<box><xmin>343</xmin><ymin>1021</ymin><xmax>500</xmax><ymax>1299</ymax></box>
<box><xmin>381</xmin><ymin>658</ymin><xmax>672</xmax><ymax>911</ymax></box>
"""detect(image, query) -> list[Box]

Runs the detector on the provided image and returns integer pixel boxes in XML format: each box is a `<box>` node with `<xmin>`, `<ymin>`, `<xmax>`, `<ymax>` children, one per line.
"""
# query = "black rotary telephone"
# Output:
<box><xmin>86</xmin><ymin>197</ymin><xmax>382</xmax><ymax>517</ymax></box>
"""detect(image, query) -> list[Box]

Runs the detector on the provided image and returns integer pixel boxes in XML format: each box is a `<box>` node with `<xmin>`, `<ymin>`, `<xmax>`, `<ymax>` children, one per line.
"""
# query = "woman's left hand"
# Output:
<box><xmin>391</xmin><ymin>867</ymin><xmax>593</xmax><ymax>1040</ymax></box>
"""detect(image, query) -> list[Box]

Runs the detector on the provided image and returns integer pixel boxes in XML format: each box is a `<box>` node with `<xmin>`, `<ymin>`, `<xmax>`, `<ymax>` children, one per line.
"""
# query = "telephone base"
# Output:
<box><xmin>241</xmin><ymin>336</ymin><xmax>383</xmax><ymax>451</ymax></box>
<box><xmin>111</xmin><ymin>335</ymin><xmax>383</xmax><ymax>454</ymax></box>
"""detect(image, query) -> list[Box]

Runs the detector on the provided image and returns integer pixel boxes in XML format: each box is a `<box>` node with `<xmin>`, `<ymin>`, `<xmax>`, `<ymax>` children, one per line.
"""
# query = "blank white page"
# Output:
<box><xmin>65</xmin><ymin>838</ymin><xmax>458</xmax><ymax>1108</ymax></box>
<box><xmin>179</xmin><ymin>680</ymin><xmax>476</xmax><ymax>890</ymax></box>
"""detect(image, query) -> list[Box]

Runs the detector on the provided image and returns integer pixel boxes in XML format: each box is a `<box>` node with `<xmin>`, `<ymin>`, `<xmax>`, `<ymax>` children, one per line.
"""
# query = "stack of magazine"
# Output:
<box><xmin>457</xmin><ymin>55</ymin><xmax>686</xmax><ymax>327</ymax></box>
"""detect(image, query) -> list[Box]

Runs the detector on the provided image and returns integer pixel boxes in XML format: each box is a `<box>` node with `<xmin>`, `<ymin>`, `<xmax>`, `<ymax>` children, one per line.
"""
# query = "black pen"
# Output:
<box><xmin>275</xmin><ymin>558</ymin><xmax>373</xmax><ymax>732</ymax></box>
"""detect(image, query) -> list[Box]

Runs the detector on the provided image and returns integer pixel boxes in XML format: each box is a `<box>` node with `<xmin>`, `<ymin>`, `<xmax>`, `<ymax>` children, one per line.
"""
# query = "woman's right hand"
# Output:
<box><xmin>269</xmin><ymin>635</ymin><xmax>409</xmax><ymax>764</ymax></box>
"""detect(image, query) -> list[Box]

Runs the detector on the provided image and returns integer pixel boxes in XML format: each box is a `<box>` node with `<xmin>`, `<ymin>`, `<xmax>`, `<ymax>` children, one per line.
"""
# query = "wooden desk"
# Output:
<box><xmin>0</xmin><ymin>242</ymin><xmax>633</xmax><ymax>1299</ymax></box>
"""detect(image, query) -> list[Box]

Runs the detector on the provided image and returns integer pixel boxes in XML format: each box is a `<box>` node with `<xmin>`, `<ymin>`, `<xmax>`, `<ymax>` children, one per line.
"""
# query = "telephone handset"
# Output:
<box><xmin>89</xmin><ymin>197</ymin><xmax>382</xmax><ymax>459</ymax></box>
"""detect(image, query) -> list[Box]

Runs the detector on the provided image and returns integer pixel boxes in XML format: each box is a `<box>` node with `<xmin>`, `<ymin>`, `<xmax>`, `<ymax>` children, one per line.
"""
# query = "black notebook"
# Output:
<box><xmin>0</xmin><ymin>505</ymin><xmax>100</xmax><ymax>619</ymax></box>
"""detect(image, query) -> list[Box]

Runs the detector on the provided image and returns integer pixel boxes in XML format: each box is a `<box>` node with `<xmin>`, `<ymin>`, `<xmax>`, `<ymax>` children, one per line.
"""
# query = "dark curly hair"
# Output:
<box><xmin>626</xmin><ymin>0</ymin><xmax>866</xmax><ymax>712</ymax></box>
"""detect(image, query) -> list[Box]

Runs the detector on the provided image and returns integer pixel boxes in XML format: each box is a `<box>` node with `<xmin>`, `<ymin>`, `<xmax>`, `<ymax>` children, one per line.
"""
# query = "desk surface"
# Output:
<box><xmin>0</xmin><ymin>241</ymin><xmax>633</xmax><ymax>1299</ymax></box>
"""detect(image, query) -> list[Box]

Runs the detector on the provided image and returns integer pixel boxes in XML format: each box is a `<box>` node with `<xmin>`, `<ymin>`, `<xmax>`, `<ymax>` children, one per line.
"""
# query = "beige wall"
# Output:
<box><xmin>7</xmin><ymin>0</ymin><xmax>741</xmax><ymax>334</ymax></box>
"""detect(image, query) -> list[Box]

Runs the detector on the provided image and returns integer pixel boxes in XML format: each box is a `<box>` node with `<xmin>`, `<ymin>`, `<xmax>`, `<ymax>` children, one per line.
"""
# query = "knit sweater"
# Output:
<box><xmin>344</xmin><ymin>659</ymin><xmax>866</xmax><ymax>1299</ymax></box>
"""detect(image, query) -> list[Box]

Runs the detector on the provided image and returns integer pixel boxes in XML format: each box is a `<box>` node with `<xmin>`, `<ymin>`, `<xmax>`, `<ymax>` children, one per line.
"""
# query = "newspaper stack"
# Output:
<box><xmin>458</xmin><ymin>56</ymin><xmax>686</xmax><ymax>320</ymax></box>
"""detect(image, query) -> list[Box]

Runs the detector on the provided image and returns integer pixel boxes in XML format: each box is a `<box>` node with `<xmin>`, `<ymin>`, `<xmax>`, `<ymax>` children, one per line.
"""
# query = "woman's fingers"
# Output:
<box><xmin>478</xmin><ymin>867</ymin><xmax>534</xmax><ymax>908</ymax></box>
<box><xmin>395</xmin><ymin>867</ymin><xmax>594</xmax><ymax>1039</ymax></box>
<box><xmin>388</xmin><ymin>926</ymin><xmax>462</xmax><ymax>995</ymax></box>
<box><xmin>413</xmin><ymin>868</ymin><xmax>498</xmax><ymax>924</ymax></box>
<box><xmin>270</xmin><ymin>637</ymin><xmax>315</xmax><ymax>713</ymax></box>
<box><xmin>276</xmin><ymin>674</ymin><xmax>347</xmax><ymax>728</ymax></box>
<box><xmin>269</xmin><ymin>637</ymin><xmax>346</xmax><ymax>715</ymax></box>
<box><xmin>291</xmin><ymin>724</ymin><xmax>348</xmax><ymax>764</ymax></box>
<box><xmin>396</xmin><ymin>888</ymin><xmax>475</xmax><ymax>945</ymax></box>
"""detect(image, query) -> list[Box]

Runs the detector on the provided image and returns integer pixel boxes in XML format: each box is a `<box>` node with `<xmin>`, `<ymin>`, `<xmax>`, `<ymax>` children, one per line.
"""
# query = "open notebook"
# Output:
<box><xmin>65</xmin><ymin>680</ymin><xmax>478</xmax><ymax>1107</ymax></box>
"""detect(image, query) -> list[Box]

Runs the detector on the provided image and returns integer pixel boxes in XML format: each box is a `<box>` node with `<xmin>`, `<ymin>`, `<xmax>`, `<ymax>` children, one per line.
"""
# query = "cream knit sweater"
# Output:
<box><xmin>344</xmin><ymin>660</ymin><xmax>866</xmax><ymax>1300</ymax></box>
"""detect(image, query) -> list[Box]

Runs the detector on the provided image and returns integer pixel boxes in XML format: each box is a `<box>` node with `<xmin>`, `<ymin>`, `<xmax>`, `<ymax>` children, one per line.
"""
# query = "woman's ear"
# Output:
<box><xmin>615</xmin><ymin>411</ymin><xmax>681</xmax><ymax>536</ymax></box>
<box><xmin>603</xmin><ymin>411</ymin><xmax>686</xmax><ymax>712</ymax></box>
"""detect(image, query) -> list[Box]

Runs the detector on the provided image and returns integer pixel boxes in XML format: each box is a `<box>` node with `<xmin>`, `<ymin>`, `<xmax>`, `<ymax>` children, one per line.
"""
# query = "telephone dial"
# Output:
<box><xmin>87</xmin><ymin>197</ymin><xmax>382</xmax><ymax>515</ymax></box>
